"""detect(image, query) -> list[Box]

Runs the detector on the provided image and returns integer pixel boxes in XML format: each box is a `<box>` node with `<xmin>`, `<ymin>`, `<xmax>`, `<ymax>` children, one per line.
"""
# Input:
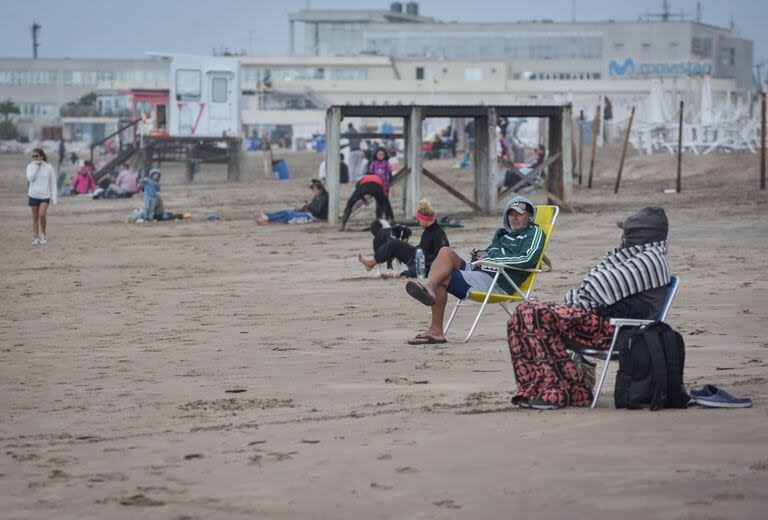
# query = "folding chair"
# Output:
<box><xmin>570</xmin><ymin>275</ymin><xmax>680</xmax><ymax>409</ymax></box>
<box><xmin>443</xmin><ymin>205</ymin><xmax>559</xmax><ymax>343</ymax></box>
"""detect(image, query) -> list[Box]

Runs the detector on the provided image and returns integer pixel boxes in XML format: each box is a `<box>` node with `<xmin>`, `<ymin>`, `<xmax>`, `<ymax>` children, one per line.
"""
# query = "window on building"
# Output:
<box><xmin>175</xmin><ymin>69</ymin><xmax>201</xmax><ymax>101</ymax></box>
<box><xmin>416</xmin><ymin>66</ymin><xmax>425</xmax><ymax>80</ymax></box>
<box><xmin>668</xmin><ymin>41</ymin><xmax>680</xmax><ymax>58</ymax></box>
<box><xmin>464</xmin><ymin>67</ymin><xmax>482</xmax><ymax>81</ymax></box>
<box><xmin>330</xmin><ymin>68</ymin><xmax>368</xmax><ymax>80</ymax></box>
<box><xmin>692</xmin><ymin>37</ymin><xmax>713</xmax><ymax>58</ymax></box>
<box><xmin>719</xmin><ymin>47</ymin><xmax>735</xmax><ymax>66</ymax></box>
<box><xmin>0</xmin><ymin>70</ymin><xmax>57</xmax><ymax>86</ymax></box>
<box><xmin>212</xmin><ymin>77</ymin><xmax>228</xmax><ymax>102</ymax></box>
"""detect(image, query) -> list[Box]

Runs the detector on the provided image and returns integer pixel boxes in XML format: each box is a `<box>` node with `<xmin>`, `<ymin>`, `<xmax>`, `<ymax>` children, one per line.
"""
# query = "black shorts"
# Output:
<box><xmin>28</xmin><ymin>197</ymin><xmax>50</xmax><ymax>207</ymax></box>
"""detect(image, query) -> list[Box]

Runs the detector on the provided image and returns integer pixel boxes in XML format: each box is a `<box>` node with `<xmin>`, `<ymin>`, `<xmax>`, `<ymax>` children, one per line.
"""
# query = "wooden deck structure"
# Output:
<box><xmin>324</xmin><ymin>104</ymin><xmax>573</xmax><ymax>225</ymax></box>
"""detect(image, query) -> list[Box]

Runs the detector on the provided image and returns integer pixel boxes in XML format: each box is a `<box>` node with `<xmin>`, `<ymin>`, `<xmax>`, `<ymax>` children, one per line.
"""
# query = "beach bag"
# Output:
<box><xmin>614</xmin><ymin>322</ymin><xmax>689</xmax><ymax>410</ymax></box>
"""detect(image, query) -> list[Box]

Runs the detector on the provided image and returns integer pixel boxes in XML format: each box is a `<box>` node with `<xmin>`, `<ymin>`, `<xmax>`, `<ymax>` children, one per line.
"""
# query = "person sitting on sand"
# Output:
<box><xmin>71</xmin><ymin>162</ymin><xmax>96</xmax><ymax>195</ymax></box>
<box><xmin>254</xmin><ymin>178</ymin><xmax>328</xmax><ymax>224</ymax></box>
<box><xmin>404</xmin><ymin>196</ymin><xmax>545</xmax><ymax>345</ymax></box>
<box><xmin>507</xmin><ymin>206</ymin><xmax>671</xmax><ymax>410</ymax></box>
<box><xmin>358</xmin><ymin>198</ymin><xmax>449</xmax><ymax>278</ymax></box>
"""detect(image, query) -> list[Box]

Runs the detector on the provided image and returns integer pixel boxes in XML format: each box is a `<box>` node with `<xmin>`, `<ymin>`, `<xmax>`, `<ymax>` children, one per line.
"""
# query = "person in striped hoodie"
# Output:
<box><xmin>404</xmin><ymin>196</ymin><xmax>545</xmax><ymax>345</ymax></box>
<box><xmin>507</xmin><ymin>206</ymin><xmax>671</xmax><ymax>410</ymax></box>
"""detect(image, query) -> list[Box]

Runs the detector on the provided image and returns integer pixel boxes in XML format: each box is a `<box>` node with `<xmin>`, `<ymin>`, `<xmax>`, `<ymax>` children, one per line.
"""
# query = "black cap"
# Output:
<box><xmin>309</xmin><ymin>178</ymin><xmax>324</xmax><ymax>189</ymax></box>
<box><xmin>617</xmin><ymin>206</ymin><xmax>669</xmax><ymax>245</ymax></box>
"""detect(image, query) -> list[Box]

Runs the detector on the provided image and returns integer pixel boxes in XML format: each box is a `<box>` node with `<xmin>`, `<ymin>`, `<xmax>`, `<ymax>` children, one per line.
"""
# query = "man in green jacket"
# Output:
<box><xmin>405</xmin><ymin>196</ymin><xmax>546</xmax><ymax>345</ymax></box>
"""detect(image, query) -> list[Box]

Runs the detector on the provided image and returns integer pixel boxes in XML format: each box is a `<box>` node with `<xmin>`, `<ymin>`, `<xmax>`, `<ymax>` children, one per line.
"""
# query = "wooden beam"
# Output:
<box><xmin>614</xmin><ymin>105</ymin><xmax>635</xmax><ymax>194</ymax></box>
<box><xmin>406</xmin><ymin>107</ymin><xmax>423</xmax><ymax>216</ymax></box>
<box><xmin>340</xmin><ymin>132</ymin><xmax>404</xmax><ymax>139</ymax></box>
<box><xmin>499</xmin><ymin>152</ymin><xmax>561</xmax><ymax>196</ymax></box>
<box><xmin>422</xmin><ymin>167</ymin><xmax>482</xmax><ymax>213</ymax></box>
<box><xmin>474</xmin><ymin>108</ymin><xmax>497</xmax><ymax>214</ymax></box>
<box><xmin>587</xmin><ymin>104</ymin><xmax>600</xmax><ymax>189</ymax></box>
<box><xmin>325</xmin><ymin>106</ymin><xmax>341</xmax><ymax>225</ymax></box>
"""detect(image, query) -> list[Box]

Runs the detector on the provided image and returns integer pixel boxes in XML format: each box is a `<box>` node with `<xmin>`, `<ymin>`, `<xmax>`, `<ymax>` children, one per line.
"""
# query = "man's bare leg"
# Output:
<box><xmin>357</xmin><ymin>254</ymin><xmax>377</xmax><ymax>271</ymax></box>
<box><xmin>410</xmin><ymin>247</ymin><xmax>463</xmax><ymax>341</ymax></box>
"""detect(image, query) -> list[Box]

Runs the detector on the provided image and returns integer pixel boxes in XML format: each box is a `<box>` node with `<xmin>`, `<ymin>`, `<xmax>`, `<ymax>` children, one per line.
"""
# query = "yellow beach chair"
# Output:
<box><xmin>443</xmin><ymin>205</ymin><xmax>559</xmax><ymax>343</ymax></box>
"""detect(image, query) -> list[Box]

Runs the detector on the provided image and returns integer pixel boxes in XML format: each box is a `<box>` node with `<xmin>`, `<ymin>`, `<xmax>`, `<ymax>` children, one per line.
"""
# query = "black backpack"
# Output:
<box><xmin>614</xmin><ymin>322</ymin><xmax>690</xmax><ymax>410</ymax></box>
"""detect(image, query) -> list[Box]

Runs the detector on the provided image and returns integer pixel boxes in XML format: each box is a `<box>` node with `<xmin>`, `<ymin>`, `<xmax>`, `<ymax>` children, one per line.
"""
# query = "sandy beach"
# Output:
<box><xmin>1</xmin><ymin>148</ymin><xmax>767</xmax><ymax>519</ymax></box>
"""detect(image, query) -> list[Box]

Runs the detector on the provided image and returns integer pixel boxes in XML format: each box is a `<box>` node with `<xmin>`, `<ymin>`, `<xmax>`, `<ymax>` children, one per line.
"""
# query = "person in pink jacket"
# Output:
<box><xmin>71</xmin><ymin>163</ymin><xmax>96</xmax><ymax>194</ymax></box>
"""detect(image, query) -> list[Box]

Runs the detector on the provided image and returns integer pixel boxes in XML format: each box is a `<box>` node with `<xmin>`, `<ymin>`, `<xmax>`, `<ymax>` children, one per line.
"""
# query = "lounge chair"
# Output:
<box><xmin>443</xmin><ymin>205</ymin><xmax>559</xmax><ymax>343</ymax></box>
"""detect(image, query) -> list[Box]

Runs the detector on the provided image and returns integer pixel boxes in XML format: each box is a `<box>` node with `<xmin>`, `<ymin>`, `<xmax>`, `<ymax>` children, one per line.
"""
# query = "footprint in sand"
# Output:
<box><xmin>395</xmin><ymin>466</ymin><xmax>418</xmax><ymax>474</ymax></box>
<box><xmin>433</xmin><ymin>499</ymin><xmax>461</xmax><ymax>509</ymax></box>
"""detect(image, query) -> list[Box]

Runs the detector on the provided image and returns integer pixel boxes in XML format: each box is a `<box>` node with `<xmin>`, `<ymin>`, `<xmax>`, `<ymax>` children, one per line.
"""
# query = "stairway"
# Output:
<box><xmin>93</xmin><ymin>144</ymin><xmax>136</xmax><ymax>182</ymax></box>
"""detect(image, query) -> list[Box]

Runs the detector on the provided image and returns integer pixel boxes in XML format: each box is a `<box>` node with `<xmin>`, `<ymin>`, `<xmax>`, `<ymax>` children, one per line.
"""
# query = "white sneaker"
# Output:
<box><xmin>32</xmin><ymin>237</ymin><xmax>40</xmax><ymax>246</ymax></box>
<box><xmin>39</xmin><ymin>234</ymin><xmax>48</xmax><ymax>245</ymax></box>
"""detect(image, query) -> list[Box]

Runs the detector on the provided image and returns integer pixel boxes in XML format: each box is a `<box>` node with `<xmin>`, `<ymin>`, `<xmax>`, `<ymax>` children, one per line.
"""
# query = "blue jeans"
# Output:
<box><xmin>143</xmin><ymin>195</ymin><xmax>156</xmax><ymax>220</ymax></box>
<box><xmin>267</xmin><ymin>210</ymin><xmax>314</xmax><ymax>224</ymax></box>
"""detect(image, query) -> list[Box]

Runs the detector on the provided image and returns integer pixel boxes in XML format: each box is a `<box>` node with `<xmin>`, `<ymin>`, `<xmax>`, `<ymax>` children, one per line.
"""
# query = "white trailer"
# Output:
<box><xmin>169</xmin><ymin>55</ymin><xmax>241</xmax><ymax>137</ymax></box>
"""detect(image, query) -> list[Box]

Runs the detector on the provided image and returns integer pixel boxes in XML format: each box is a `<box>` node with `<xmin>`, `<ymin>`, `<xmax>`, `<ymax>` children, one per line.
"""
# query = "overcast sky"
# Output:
<box><xmin>1</xmin><ymin>0</ymin><xmax>764</xmax><ymax>64</ymax></box>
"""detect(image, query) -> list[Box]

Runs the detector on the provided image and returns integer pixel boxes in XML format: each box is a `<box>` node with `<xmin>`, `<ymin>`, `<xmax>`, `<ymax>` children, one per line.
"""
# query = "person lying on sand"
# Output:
<box><xmin>507</xmin><ymin>206</ymin><xmax>671</xmax><ymax>410</ymax></box>
<box><xmin>254</xmin><ymin>179</ymin><xmax>328</xmax><ymax>224</ymax></box>
<box><xmin>404</xmin><ymin>196</ymin><xmax>545</xmax><ymax>345</ymax></box>
<box><xmin>358</xmin><ymin>199</ymin><xmax>449</xmax><ymax>279</ymax></box>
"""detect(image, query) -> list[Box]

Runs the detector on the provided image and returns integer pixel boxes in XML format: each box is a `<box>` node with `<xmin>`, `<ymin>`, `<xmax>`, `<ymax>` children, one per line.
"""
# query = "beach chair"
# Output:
<box><xmin>569</xmin><ymin>275</ymin><xmax>680</xmax><ymax>409</ymax></box>
<box><xmin>443</xmin><ymin>205</ymin><xmax>559</xmax><ymax>343</ymax></box>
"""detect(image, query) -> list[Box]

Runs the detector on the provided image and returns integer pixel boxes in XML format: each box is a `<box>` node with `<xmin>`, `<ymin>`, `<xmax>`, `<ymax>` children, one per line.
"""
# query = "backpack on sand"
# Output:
<box><xmin>614</xmin><ymin>322</ymin><xmax>690</xmax><ymax>410</ymax></box>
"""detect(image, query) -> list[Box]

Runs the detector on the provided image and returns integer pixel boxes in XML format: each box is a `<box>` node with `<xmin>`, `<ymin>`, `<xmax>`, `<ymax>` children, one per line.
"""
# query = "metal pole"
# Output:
<box><xmin>676</xmin><ymin>100</ymin><xmax>683</xmax><ymax>193</ymax></box>
<box><xmin>614</xmin><ymin>105</ymin><xmax>636</xmax><ymax>194</ymax></box>
<box><xmin>587</xmin><ymin>105</ymin><xmax>600</xmax><ymax>189</ymax></box>
<box><xmin>761</xmin><ymin>91</ymin><xmax>766</xmax><ymax>190</ymax></box>
<box><xmin>578</xmin><ymin>109</ymin><xmax>584</xmax><ymax>185</ymax></box>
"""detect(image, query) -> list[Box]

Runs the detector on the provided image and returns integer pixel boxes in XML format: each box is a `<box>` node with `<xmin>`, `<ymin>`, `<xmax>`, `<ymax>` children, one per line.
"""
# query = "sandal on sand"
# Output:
<box><xmin>406</xmin><ymin>281</ymin><xmax>435</xmax><ymax>306</ymax></box>
<box><xmin>407</xmin><ymin>333</ymin><xmax>447</xmax><ymax>345</ymax></box>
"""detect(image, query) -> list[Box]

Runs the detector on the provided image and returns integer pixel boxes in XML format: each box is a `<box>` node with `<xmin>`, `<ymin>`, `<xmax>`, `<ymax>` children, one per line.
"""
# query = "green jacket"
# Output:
<box><xmin>481</xmin><ymin>221</ymin><xmax>546</xmax><ymax>294</ymax></box>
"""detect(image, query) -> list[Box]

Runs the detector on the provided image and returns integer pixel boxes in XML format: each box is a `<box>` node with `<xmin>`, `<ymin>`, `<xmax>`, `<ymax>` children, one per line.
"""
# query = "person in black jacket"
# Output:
<box><xmin>358</xmin><ymin>199</ymin><xmax>449</xmax><ymax>278</ymax></box>
<box><xmin>254</xmin><ymin>179</ymin><xmax>328</xmax><ymax>224</ymax></box>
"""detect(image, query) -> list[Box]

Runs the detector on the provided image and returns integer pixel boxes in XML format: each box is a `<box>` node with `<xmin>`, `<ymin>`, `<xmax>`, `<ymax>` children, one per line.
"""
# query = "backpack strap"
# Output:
<box><xmin>659</xmin><ymin>326</ymin><xmax>688</xmax><ymax>408</ymax></box>
<box><xmin>643</xmin><ymin>324</ymin><xmax>669</xmax><ymax>411</ymax></box>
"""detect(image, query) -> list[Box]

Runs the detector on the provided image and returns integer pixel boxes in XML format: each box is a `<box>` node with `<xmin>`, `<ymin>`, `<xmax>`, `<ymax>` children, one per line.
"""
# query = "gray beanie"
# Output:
<box><xmin>617</xmin><ymin>206</ymin><xmax>669</xmax><ymax>246</ymax></box>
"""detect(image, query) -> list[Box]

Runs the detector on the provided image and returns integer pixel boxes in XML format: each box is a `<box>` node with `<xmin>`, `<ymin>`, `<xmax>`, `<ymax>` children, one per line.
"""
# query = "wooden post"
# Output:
<box><xmin>226</xmin><ymin>139</ymin><xmax>241</xmax><ymax>182</ymax></box>
<box><xmin>402</xmin><ymin>116</ymin><xmax>410</xmax><ymax>214</ymax></box>
<box><xmin>547</xmin><ymin>112</ymin><xmax>564</xmax><ymax>206</ymax></box>
<box><xmin>587</xmin><ymin>105</ymin><xmax>600</xmax><ymax>189</ymax></box>
<box><xmin>614</xmin><ymin>106</ymin><xmax>636</xmax><ymax>194</ymax></box>
<box><xmin>578</xmin><ymin>109</ymin><xmax>584</xmax><ymax>185</ymax></box>
<box><xmin>325</xmin><ymin>106</ymin><xmax>341</xmax><ymax>225</ymax></box>
<box><xmin>560</xmin><ymin>105</ymin><xmax>573</xmax><ymax>204</ymax></box>
<box><xmin>761</xmin><ymin>91</ymin><xmax>766</xmax><ymax>190</ymax></box>
<box><xmin>676</xmin><ymin>100</ymin><xmax>684</xmax><ymax>193</ymax></box>
<box><xmin>474</xmin><ymin>108</ymin><xmax>497</xmax><ymax>215</ymax></box>
<box><xmin>406</xmin><ymin>106</ymin><xmax>423</xmax><ymax>216</ymax></box>
<box><xmin>569</xmin><ymin>109</ymin><xmax>576</xmax><ymax>179</ymax></box>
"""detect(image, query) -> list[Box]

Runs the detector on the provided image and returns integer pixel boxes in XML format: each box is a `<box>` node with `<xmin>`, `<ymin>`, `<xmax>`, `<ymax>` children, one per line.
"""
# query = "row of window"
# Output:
<box><xmin>0</xmin><ymin>70</ymin><xmax>57</xmax><ymax>86</ymax></box>
<box><xmin>18</xmin><ymin>103</ymin><xmax>58</xmax><ymax>117</ymax></box>
<box><xmin>0</xmin><ymin>69</ymin><xmax>169</xmax><ymax>86</ymax></box>
<box><xmin>521</xmin><ymin>72</ymin><xmax>602</xmax><ymax>81</ymax></box>
<box><xmin>242</xmin><ymin>66</ymin><xmax>368</xmax><ymax>82</ymax></box>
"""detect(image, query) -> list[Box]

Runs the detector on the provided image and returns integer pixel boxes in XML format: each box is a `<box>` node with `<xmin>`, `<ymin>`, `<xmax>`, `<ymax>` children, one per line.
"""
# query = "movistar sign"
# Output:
<box><xmin>608</xmin><ymin>57</ymin><xmax>712</xmax><ymax>78</ymax></box>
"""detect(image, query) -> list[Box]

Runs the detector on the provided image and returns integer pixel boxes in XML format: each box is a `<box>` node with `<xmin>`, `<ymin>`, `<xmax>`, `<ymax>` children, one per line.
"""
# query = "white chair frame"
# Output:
<box><xmin>577</xmin><ymin>275</ymin><xmax>680</xmax><ymax>409</ymax></box>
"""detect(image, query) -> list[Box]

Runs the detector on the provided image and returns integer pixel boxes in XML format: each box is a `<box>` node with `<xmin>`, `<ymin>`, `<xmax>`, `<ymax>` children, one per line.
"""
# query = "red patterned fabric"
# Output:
<box><xmin>507</xmin><ymin>301</ymin><xmax>615</xmax><ymax>407</ymax></box>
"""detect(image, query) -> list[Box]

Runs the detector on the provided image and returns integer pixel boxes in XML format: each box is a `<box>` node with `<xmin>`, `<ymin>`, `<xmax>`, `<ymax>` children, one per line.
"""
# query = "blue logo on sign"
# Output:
<box><xmin>608</xmin><ymin>58</ymin><xmax>636</xmax><ymax>77</ymax></box>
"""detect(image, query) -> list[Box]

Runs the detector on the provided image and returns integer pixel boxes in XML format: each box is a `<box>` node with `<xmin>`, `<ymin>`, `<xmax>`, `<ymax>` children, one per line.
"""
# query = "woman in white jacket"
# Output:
<box><xmin>26</xmin><ymin>148</ymin><xmax>58</xmax><ymax>245</ymax></box>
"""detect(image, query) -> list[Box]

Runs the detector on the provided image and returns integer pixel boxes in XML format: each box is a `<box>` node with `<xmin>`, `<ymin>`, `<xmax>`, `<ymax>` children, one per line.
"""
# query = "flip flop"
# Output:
<box><xmin>406</xmin><ymin>281</ymin><xmax>436</xmax><ymax>306</ymax></box>
<box><xmin>407</xmin><ymin>333</ymin><xmax>447</xmax><ymax>345</ymax></box>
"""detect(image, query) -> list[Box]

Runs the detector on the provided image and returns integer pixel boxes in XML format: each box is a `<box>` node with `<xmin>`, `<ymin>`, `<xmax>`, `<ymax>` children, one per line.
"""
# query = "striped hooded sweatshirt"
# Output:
<box><xmin>481</xmin><ymin>196</ymin><xmax>546</xmax><ymax>294</ymax></box>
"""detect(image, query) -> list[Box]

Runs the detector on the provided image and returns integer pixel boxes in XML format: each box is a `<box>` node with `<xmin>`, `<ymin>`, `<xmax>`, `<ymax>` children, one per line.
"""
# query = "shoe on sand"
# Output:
<box><xmin>528</xmin><ymin>398</ymin><xmax>562</xmax><ymax>410</ymax></box>
<box><xmin>39</xmin><ymin>234</ymin><xmax>47</xmax><ymax>245</ymax></box>
<box><xmin>691</xmin><ymin>384</ymin><xmax>752</xmax><ymax>408</ymax></box>
<box><xmin>32</xmin><ymin>237</ymin><xmax>40</xmax><ymax>246</ymax></box>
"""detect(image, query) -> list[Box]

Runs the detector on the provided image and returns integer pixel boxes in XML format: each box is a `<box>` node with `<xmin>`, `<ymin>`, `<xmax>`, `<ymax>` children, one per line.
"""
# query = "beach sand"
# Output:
<box><xmin>1</xmin><ymin>148</ymin><xmax>767</xmax><ymax>519</ymax></box>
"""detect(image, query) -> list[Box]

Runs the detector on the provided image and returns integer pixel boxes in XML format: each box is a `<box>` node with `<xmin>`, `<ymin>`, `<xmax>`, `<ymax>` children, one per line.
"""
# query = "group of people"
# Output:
<box><xmin>398</xmin><ymin>197</ymin><xmax>671</xmax><ymax>410</ymax></box>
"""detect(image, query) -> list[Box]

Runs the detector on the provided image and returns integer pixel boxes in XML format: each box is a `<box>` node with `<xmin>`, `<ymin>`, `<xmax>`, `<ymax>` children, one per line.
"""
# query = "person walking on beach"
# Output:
<box><xmin>26</xmin><ymin>148</ymin><xmax>58</xmax><ymax>245</ymax></box>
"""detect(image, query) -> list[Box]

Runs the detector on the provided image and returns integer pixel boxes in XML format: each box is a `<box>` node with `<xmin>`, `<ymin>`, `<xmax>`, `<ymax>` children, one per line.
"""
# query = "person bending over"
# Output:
<box><xmin>254</xmin><ymin>178</ymin><xmax>328</xmax><ymax>224</ymax></box>
<box><xmin>358</xmin><ymin>199</ymin><xmax>449</xmax><ymax>278</ymax></box>
<box><xmin>404</xmin><ymin>196</ymin><xmax>545</xmax><ymax>345</ymax></box>
<box><xmin>340</xmin><ymin>167</ymin><xmax>394</xmax><ymax>230</ymax></box>
<box><xmin>507</xmin><ymin>206</ymin><xmax>671</xmax><ymax>410</ymax></box>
